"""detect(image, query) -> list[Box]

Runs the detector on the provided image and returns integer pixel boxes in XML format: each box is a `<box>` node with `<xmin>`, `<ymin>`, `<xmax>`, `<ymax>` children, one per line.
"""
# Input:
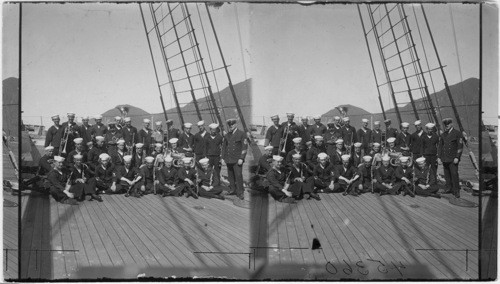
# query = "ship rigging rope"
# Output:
<box><xmin>180</xmin><ymin>3</ymin><xmax>217</xmax><ymax>124</ymax></box>
<box><xmin>233</xmin><ymin>4</ymin><xmax>248</xmax><ymax>81</ymax></box>
<box><xmin>195</xmin><ymin>3</ymin><xmax>228</xmax><ymax>123</ymax></box>
<box><xmin>412</xmin><ymin>5</ymin><xmax>443</xmax><ymax>122</ymax></box>
<box><xmin>448</xmin><ymin>5</ymin><xmax>471</xmax><ymax>134</ymax></box>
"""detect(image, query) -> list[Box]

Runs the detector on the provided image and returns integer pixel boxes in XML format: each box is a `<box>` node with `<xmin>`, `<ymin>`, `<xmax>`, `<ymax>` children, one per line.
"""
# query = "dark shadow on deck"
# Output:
<box><xmin>480</xmin><ymin>194</ymin><xmax>497</xmax><ymax>280</ymax></box>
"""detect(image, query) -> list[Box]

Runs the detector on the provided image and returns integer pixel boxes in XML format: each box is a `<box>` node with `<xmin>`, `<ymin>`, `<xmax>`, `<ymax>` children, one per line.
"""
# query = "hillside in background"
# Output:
<box><xmin>320</xmin><ymin>78</ymin><xmax>480</xmax><ymax>137</ymax></box>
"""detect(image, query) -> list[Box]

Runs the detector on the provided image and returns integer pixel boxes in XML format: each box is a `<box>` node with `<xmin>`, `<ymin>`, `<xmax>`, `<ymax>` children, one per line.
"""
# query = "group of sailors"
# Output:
<box><xmin>256</xmin><ymin>113</ymin><xmax>464</xmax><ymax>203</ymax></box>
<box><xmin>41</xmin><ymin>112</ymin><xmax>248</xmax><ymax>205</ymax></box>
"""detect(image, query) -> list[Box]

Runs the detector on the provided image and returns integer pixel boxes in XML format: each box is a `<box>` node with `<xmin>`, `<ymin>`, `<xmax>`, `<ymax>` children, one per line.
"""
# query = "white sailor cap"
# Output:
<box><xmin>99</xmin><ymin>153</ymin><xmax>110</xmax><ymax>160</ymax></box>
<box><xmin>286</xmin><ymin>113</ymin><xmax>295</xmax><ymax>117</ymax></box>
<box><xmin>374</xmin><ymin>121</ymin><xmax>380</xmax><ymax>125</ymax></box>
<box><xmin>117</xmin><ymin>139</ymin><xmax>125</xmax><ymax>145</ymax></box>
<box><xmin>184</xmin><ymin>122</ymin><xmax>193</xmax><ymax>128</ymax></box>
<box><xmin>264</xmin><ymin>145</ymin><xmax>274</xmax><ymax>151</ymax></box>
<box><xmin>124</xmin><ymin>155</ymin><xmax>132</xmax><ymax>162</ymax></box>
<box><xmin>67</xmin><ymin>112</ymin><xmax>75</xmax><ymax>117</ymax></box>
<box><xmin>384</xmin><ymin>119</ymin><xmax>391</xmax><ymax>124</ymax></box>
<box><xmin>341</xmin><ymin>154</ymin><xmax>351</xmax><ymax>161</ymax></box>
<box><xmin>73</xmin><ymin>138</ymin><xmax>83</xmax><ymax>144</ymax></box>
<box><xmin>199</xmin><ymin>158</ymin><xmax>209</xmax><ymax>165</ymax></box>
<box><xmin>155</xmin><ymin>121</ymin><xmax>162</xmax><ymax>126</ymax></box>
<box><xmin>313</xmin><ymin>115</ymin><xmax>321</xmax><ymax>120</ymax></box>
<box><xmin>182</xmin><ymin>157</ymin><xmax>193</xmax><ymax>164</ymax></box>
<box><xmin>399</xmin><ymin>156</ymin><xmax>410</xmax><ymax>163</ymax></box>
<box><xmin>271</xmin><ymin>115</ymin><xmax>279</xmax><ymax>120</ymax></box>
<box><xmin>272</xmin><ymin>155</ymin><xmax>283</xmax><ymax>162</ymax></box>
<box><xmin>382</xmin><ymin>155</ymin><xmax>391</xmax><ymax>161</ymax></box>
<box><xmin>334</xmin><ymin>116</ymin><xmax>340</xmax><ymax>120</ymax></box>
<box><xmin>169</xmin><ymin>138</ymin><xmax>178</xmax><ymax>144</ymax></box>
<box><xmin>416</xmin><ymin>157</ymin><xmax>426</xmax><ymax>164</ymax></box>
<box><xmin>86</xmin><ymin>141</ymin><xmax>93</xmax><ymax>146</ymax></box>
<box><xmin>343</xmin><ymin>117</ymin><xmax>350</xmax><ymax>122</ymax></box>
<box><xmin>51</xmin><ymin>115</ymin><xmax>60</xmax><ymax>120</ymax></box>
<box><xmin>318</xmin><ymin>152</ymin><xmax>328</xmax><ymax>160</ymax></box>
<box><xmin>387</xmin><ymin>137</ymin><xmax>396</xmax><ymax>143</ymax></box>
<box><xmin>425</xmin><ymin>123</ymin><xmax>435</xmax><ymax>128</ymax></box>
<box><xmin>314</xmin><ymin>135</ymin><xmax>324</xmax><ymax>141</ymax></box>
<box><xmin>95</xmin><ymin>115</ymin><xmax>103</xmax><ymax>120</ymax></box>
<box><xmin>82</xmin><ymin>116</ymin><xmax>90</xmax><ymax>120</ymax></box>
<box><xmin>300</xmin><ymin>116</ymin><xmax>308</xmax><ymax>121</ymax></box>
<box><xmin>155</xmin><ymin>143</ymin><xmax>163</xmax><ymax>148</ymax></box>
<box><xmin>45</xmin><ymin>146</ymin><xmax>54</xmax><ymax>151</ymax></box>
<box><xmin>135</xmin><ymin>143</ymin><xmax>144</xmax><ymax>148</ymax></box>
<box><xmin>164</xmin><ymin>156</ymin><xmax>173</xmax><ymax>163</ymax></box>
<box><xmin>363</xmin><ymin>156</ymin><xmax>372</xmax><ymax>162</ymax></box>
<box><xmin>95</xmin><ymin>136</ymin><xmax>105</xmax><ymax>142</ymax></box>
<box><xmin>145</xmin><ymin>156</ymin><xmax>155</xmax><ymax>163</ymax></box>
<box><xmin>414</xmin><ymin>120</ymin><xmax>422</xmax><ymax>126</ymax></box>
<box><xmin>335</xmin><ymin>138</ymin><xmax>344</xmax><ymax>144</ymax></box>
<box><xmin>114</xmin><ymin>116</ymin><xmax>121</xmax><ymax>120</ymax></box>
<box><xmin>401</xmin><ymin>122</ymin><xmax>410</xmax><ymax>128</ymax></box>
<box><xmin>305</xmin><ymin>140</ymin><xmax>313</xmax><ymax>145</ymax></box>
<box><xmin>124</xmin><ymin>117</ymin><xmax>131</xmax><ymax>122</ymax></box>
<box><xmin>292</xmin><ymin>137</ymin><xmax>302</xmax><ymax>144</ymax></box>
<box><xmin>354</xmin><ymin>142</ymin><xmax>362</xmax><ymax>148</ymax></box>
<box><xmin>209</xmin><ymin>123</ymin><xmax>219</xmax><ymax>129</ymax></box>
<box><xmin>373</xmin><ymin>142</ymin><xmax>381</xmax><ymax>147</ymax></box>
<box><xmin>108</xmin><ymin>120</ymin><xmax>116</xmax><ymax>125</ymax></box>
<box><xmin>166</xmin><ymin>119</ymin><xmax>173</xmax><ymax>124</ymax></box>
<box><xmin>143</xmin><ymin>118</ymin><xmax>151</xmax><ymax>123</ymax></box>
<box><xmin>73</xmin><ymin>153</ymin><xmax>83</xmax><ymax>160</ymax></box>
<box><xmin>197</xmin><ymin>120</ymin><xmax>205</xmax><ymax>126</ymax></box>
<box><xmin>362</xmin><ymin>118</ymin><xmax>369</xmax><ymax>123</ymax></box>
<box><xmin>442</xmin><ymin>118</ymin><xmax>453</xmax><ymax>125</ymax></box>
<box><xmin>54</xmin><ymin>156</ymin><xmax>65</xmax><ymax>162</ymax></box>
<box><xmin>292</xmin><ymin>153</ymin><xmax>302</xmax><ymax>159</ymax></box>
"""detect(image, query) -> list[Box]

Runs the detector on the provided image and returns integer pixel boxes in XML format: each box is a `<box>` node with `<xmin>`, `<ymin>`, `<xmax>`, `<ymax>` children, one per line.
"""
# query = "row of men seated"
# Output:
<box><xmin>265</xmin><ymin>113</ymin><xmax>426</xmax><ymax>157</ymax></box>
<box><xmin>45</xmin><ymin>152</ymin><xmax>230</xmax><ymax>205</ymax></box>
<box><xmin>257</xmin><ymin>151</ymin><xmax>440</xmax><ymax>203</ymax></box>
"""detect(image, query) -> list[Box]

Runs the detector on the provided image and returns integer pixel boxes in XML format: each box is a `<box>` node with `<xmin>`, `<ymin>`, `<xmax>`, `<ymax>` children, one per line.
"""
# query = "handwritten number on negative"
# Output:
<box><xmin>342</xmin><ymin>259</ymin><xmax>353</xmax><ymax>275</ymax></box>
<box><xmin>326</xmin><ymin>261</ymin><xmax>338</xmax><ymax>275</ymax></box>
<box><xmin>356</xmin><ymin>261</ymin><xmax>369</xmax><ymax>275</ymax></box>
<box><xmin>367</xmin><ymin>258</ymin><xmax>388</xmax><ymax>273</ymax></box>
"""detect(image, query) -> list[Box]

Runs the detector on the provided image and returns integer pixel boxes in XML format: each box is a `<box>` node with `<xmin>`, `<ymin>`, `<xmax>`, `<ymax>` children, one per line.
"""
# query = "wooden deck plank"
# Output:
<box><xmin>266</xmin><ymin>198</ymin><xmax>280</xmax><ymax>264</ymax></box>
<box><xmin>20</xmin><ymin>194</ymin><xmax>38</xmax><ymax>279</ymax></box>
<box><xmin>27</xmin><ymin>195</ymin><xmax>43</xmax><ymax>279</ymax></box>
<box><xmin>295</xmin><ymin>198</ymin><xmax>327</xmax><ymax>265</ymax></box>
<box><xmin>140</xmin><ymin>195</ymin><xmax>249</xmax><ymax>267</ymax></box>
<box><xmin>57</xmin><ymin>202</ymin><xmax>79</xmax><ymax>278</ymax></box>
<box><xmin>275</xmin><ymin>201</ymin><xmax>292</xmax><ymax>264</ymax></box>
<box><xmin>49</xmin><ymin>199</ymin><xmax>67</xmax><ymax>279</ymax></box>
<box><xmin>40</xmin><ymin>196</ymin><xmax>52</xmax><ymax>279</ymax></box>
<box><xmin>71</xmin><ymin>201</ymin><xmax>101</xmax><ymax>268</ymax></box>
<box><xmin>288</xmin><ymin>200</ymin><xmax>312</xmax><ymax>264</ymax></box>
<box><xmin>66</xmin><ymin>205</ymin><xmax>90</xmax><ymax>269</ymax></box>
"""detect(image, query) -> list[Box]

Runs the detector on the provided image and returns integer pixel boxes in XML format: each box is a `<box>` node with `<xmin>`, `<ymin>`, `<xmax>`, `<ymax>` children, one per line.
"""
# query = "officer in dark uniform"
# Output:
<box><xmin>265</xmin><ymin>115</ymin><xmax>282</xmax><ymax>155</ymax></box>
<box><xmin>222</xmin><ymin>118</ymin><xmax>248</xmax><ymax>200</ymax></box>
<box><xmin>421</xmin><ymin>122</ymin><xmax>439</xmax><ymax>183</ymax></box>
<box><xmin>45</xmin><ymin>115</ymin><xmax>64</xmax><ymax>155</ymax></box>
<box><xmin>438</xmin><ymin>118</ymin><xmax>463</xmax><ymax>198</ymax></box>
<box><xmin>384</xmin><ymin>119</ymin><xmax>399</xmax><ymax>139</ymax></box>
<box><xmin>357</xmin><ymin>118</ymin><xmax>372</xmax><ymax>155</ymax></box>
<box><xmin>409</xmin><ymin>120</ymin><xmax>424</xmax><ymax>158</ymax></box>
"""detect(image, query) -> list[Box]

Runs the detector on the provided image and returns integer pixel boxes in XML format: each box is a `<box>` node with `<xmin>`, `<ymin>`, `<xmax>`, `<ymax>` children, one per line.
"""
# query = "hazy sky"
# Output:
<box><xmin>3</xmin><ymin>2</ymin><xmax>498</xmax><ymax>127</ymax></box>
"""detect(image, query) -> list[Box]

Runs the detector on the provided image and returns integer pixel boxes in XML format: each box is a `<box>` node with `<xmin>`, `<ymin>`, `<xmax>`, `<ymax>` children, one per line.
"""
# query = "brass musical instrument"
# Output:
<box><xmin>60</xmin><ymin>125</ymin><xmax>70</xmax><ymax>154</ymax></box>
<box><xmin>389</xmin><ymin>152</ymin><xmax>413</xmax><ymax>167</ymax></box>
<box><xmin>64</xmin><ymin>173</ymin><xmax>72</xmax><ymax>191</ymax></box>
<box><xmin>279</xmin><ymin>124</ymin><xmax>290</xmax><ymax>154</ymax></box>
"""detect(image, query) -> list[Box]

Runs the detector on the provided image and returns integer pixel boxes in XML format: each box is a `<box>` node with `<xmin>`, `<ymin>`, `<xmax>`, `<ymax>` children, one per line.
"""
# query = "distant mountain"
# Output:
<box><xmin>100</xmin><ymin>79</ymin><xmax>251</xmax><ymax>130</ymax></box>
<box><xmin>320</xmin><ymin>78</ymin><xmax>480</xmax><ymax>137</ymax></box>
<box><xmin>3</xmin><ymin>77</ymin><xmax>19</xmax><ymax>137</ymax></box>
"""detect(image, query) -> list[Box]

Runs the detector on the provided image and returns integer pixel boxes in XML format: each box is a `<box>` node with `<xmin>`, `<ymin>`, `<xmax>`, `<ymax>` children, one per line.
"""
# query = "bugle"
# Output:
<box><xmin>60</xmin><ymin>125</ymin><xmax>70</xmax><ymax>154</ymax></box>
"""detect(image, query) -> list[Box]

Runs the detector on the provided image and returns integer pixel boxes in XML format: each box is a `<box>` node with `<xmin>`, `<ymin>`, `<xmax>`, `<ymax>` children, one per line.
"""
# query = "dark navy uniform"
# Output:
<box><xmin>341</xmin><ymin>125</ymin><xmax>357</xmax><ymax>146</ymax></box>
<box><xmin>87</xmin><ymin>146</ymin><xmax>105</xmax><ymax>171</ymax></box>
<box><xmin>355</xmin><ymin>164</ymin><xmax>373</xmax><ymax>193</ymax></box>
<box><xmin>266</xmin><ymin>168</ymin><xmax>298</xmax><ymax>201</ymax></box>
<box><xmin>409</xmin><ymin>129</ymin><xmax>425</xmax><ymax>158</ymax></box>
<box><xmin>138</xmin><ymin>165</ymin><xmax>158</xmax><ymax>194</ymax></box>
<box><xmin>179</xmin><ymin>132</ymin><xmax>195</xmax><ymax>153</ymax></box>
<box><xmin>310</xmin><ymin>123</ymin><xmax>327</xmax><ymax>138</ymax></box>
<box><xmin>371</xmin><ymin>128</ymin><xmax>383</xmax><ymax>145</ymax></box>
<box><xmin>79</xmin><ymin>123</ymin><xmax>93</xmax><ymax>148</ymax></box>
<box><xmin>60</xmin><ymin>121</ymin><xmax>80</xmax><ymax>154</ymax></box>
<box><xmin>157</xmin><ymin>166</ymin><xmax>182</xmax><ymax>196</ymax></box>
<box><xmin>374</xmin><ymin>164</ymin><xmax>396</xmax><ymax>194</ymax></box>
<box><xmin>193</xmin><ymin>131</ymin><xmax>208</xmax><ymax>161</ymax></box>
<box><xmin>121</xmin><ymin>125</ymin><xmax>138</xmax><ymax>145</ymax></box>
<box><xmin>45</xmin><ymin>125</ymin><xmax>63</xmax><ymax>155</ymax></box>
<box><xmin>285</xmin><ymin>149</ymin><xmax>306</xmax><ymax>166</ymax></box>
<box><xmin>204</xmin><ymin>133</ymin><xmax>223</xmax><ymax>183</ymax></box>
<box><xmin>265</xmin><ymin>124</ymin><xmax>282</xmax><ymax>155</ymax></box>
<box><xmin>115</xmin><ymin>165</ymin><xmax>140</xmax><ymax>194</ymax></box>
<box><xmin>138</xmin><ymin>128</ymin><xmax>153</xmax><ymax>154</ymax></box>
<box><xmin>197</xmin><ymin>167</ymin><xmax>227</xmax><ymax>199</ymax></box>
<box><xmin>47</xmin><ymin>168</ymin><xmax>83</xmax><ymax>202</ymax></box>
<box><xmin>95</xmin><ymin>163</ymin><xmax>116</xmax><ymax>192</ymax></box>
<box><xmin>222</xmin><ymin>128</ymin><xmax>248</xmax><ymax>199</ymax></box>
<box><xmin>324</xmin><ymin>130</ymin><xmax>342</xmax><ymax>157</ymax></box>
<box><xmin>385</xmin><ymin>127</ymin><xmax>398</xmax><ymax>139</ymax></box>
<box><xmin>333</xmin><ymin>164</ymin><xmax>358</xmax><ymax>194</ymax></box>
<box><xmin>298</xmin><ymin>123</ymin><xmax>312</xmax><ymax>144</ymax></box>
<box><xmin>90</xmin><ymin>123</ymin><xmax>108</xmax><ymax>137</ymax></box>
<box><xmin>68</xmin><ymin>163</ymin><xmax>98</xmax><ymax>197</ymax></box>
<box><xmin>177</xmin><ymin>167</ymin><xmax>198</xmax><ymax>197</ymax></box>
<box><xmin>350</xmin><ymin>152</ymin><xmax>363</xmax><ymax>168</ymax></box>
<box><xmin>438</xmin><ymin>127</ymin><xmax>463</xmax><ymax>197</ymax></box>
<box><xmin>414</xmin><ymin>164</ymin><xmax>439</xmax><ymax>197</ymax></box>
<box><xmin>132</xmin><ymin>150</ymin><xmax>145</xmax><ymax>169</ymax></box>
<box><xmin>357</xmin><ymin>127</ymin><xmax>372</xmax><ymax>155</ymax></box>
<box><xmin>330</xmin><ymin>149</ymin><xmax>344</xmax><ymax>167</ymax></box>
<box><xmin>313</xmin><ymin>162</ymin><xmax>334</xmax><ymax>192</ymax></box>
<box><xmin>392</xmin><ymin>166</ymin><xmax>414</xmax><ymax>196</ymax></box>
<box><xmin>66</xmin><ymin>149</ymin><xmax>88</xmax><ymax>168</ymax></box>
<box><xmin>396</xmin><ymin>131</ymin><xmax>411</xmax><ymax>154</ymax></box>
<box><xmin>421</xmin><ymin>132</ymin><xmax>439</xmax><ymax>182</ymax></box>
<box><xmin>38</xmin><ymin>155</ymin><xmax>54</xmax><ymax>176</ymax></box>
<box><xmin>288</xmin><ymin>163</ymin><xmax>315</xmax><ymax>197</ymax></box>
<box><xmin>278</xmin><ymin>121</ymin><xmax>300</xmax><ymax>154</ymax></box>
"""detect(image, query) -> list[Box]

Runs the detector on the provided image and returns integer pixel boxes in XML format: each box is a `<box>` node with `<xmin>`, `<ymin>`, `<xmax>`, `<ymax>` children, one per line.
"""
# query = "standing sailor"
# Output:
<box><xmin>87</xmin><ymin>136</ymin><xmax>106</xmax><ymax>172</ymax></box>
<box><xmin>324</xmin><ymin>121</ymin><xmax>342</xmax><ymax>158</ymax></box>
<box><xmin>166</xmin><ymin>119</ymin><xmax>181</xmax><ymax>141</ymax></box>
<box><xmin>179</xmin><ymin>122</ymin><xmax>194</xmax><ymax>156</ymax></box>
<box><xmin>409</xmin><ymin>120</ymin><xmax>424</xmax><ymax>158</ymax></box>
<box><xmin>222</xmin><ymin>118</ymin><xmax>248</xmax><ymax>200</ymax></box>
<box><xmin>152</xmin><ymin>121</ymin><xmax>165</xmax><ymax>146</ymax></box>
<box><xmin>341</xmin><ymin>117</ymin><xmax>357</xmax><ymax>153</ymax></box>
<box><xmin>45</xmin><ymin>115</ymin><xmax>63</xmax><ymax>155</ymax></box>
<box><xmin>204</xmin><ymin>123</ymin><xmax>223</xmax><ymax>183</ymax></box>
<box><xmin>278</xmin><ymin>113</ymin><xmax>300</xmax><ymax>155</ymax></box>
<box><xmin>137</xmin><ymin>118</ymin><xmax>153</xmax><ymax>155</ymax></box>
<box><xmin>264</xmin><ymin>115</ymin><xmax>282</xmax><ymax>155</ymax></box>
<box><xmin>79</xmin><ymin>116</ymin><xmax>93</xmax><ymax>149</ymax></box>
<box><xmin>60</xmin><ymin>112</ymin><xmax>80</xmax><ymax>155</ymax></box>
<box><xmin>193</xmin><ymin>120</ymin><xmax>208</xmax><ymax>163</ymax></box>
<box><xmin>421</xmin><ymin>122</ymin><xmax>439</xmax><ymax>183</ymax></box>
<box><xmin>285</xmin><ymin>137</ymin><xmax>305</xmax><ymax>165</ymax></box>
<box><xmin>396</xmin><ymin>122</ymin><xmax>411</xmax><ymax>155</ymax></box>
<box><xmin>438</xmin><ymin>118</ymin><xmax>463</xmax><ymax>198</ymax></box>
<box><xmin>298</xmin><ymin>116</ymin><xmax>312</xmax><ymax>145</ymax></box>
<box><xmin>384</xmin><ymin>119</ymin><xmax>399</xmax><ymax>139</ymax></box>
<box><xmin>371</xmin><ymin>121</ymin><xmax>383</xmax><ymax>146</ymax></box>
<box><xmin>90</xmin><ymin>115</ymin><xmax>108</xmax><ymax>138</ymax></box>
<box><xmin>121</xmin><ymin>117</ymin><xmax>138</xmax><ymax>150</ymax></box>
<box><xmin>357</xmin><ymin>118</ymin><xmax>372</xmax><ymax>155</ymax></box>
<box><xmin>310</xmin><ymin>115</ymin><xmax>327</xmax><ymax>138</ymax></box>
